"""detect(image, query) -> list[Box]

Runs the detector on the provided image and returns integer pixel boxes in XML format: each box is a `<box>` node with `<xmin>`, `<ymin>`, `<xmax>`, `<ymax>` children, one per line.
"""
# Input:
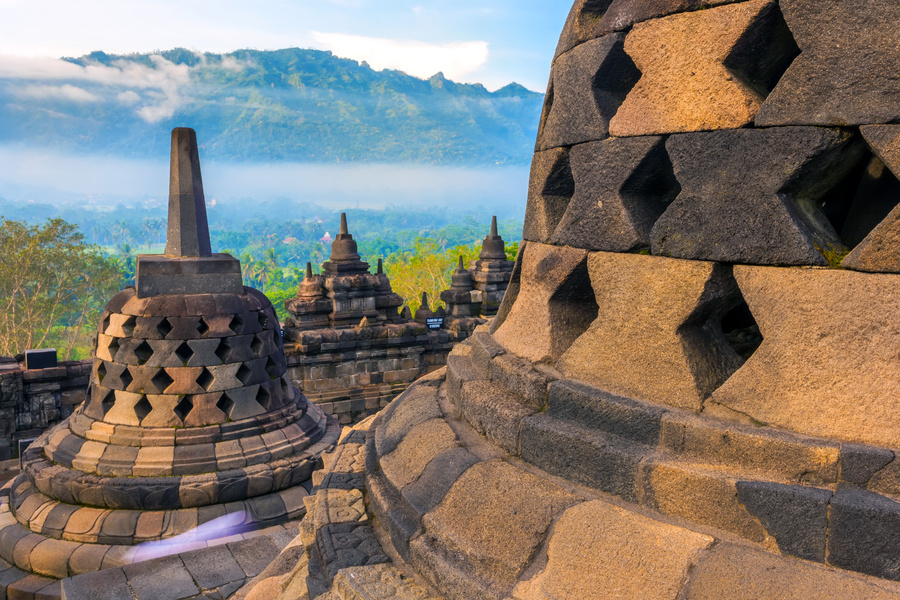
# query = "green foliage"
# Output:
<box><xmin>0</xmin><ymin>218</ymin><xmax>124</xmax><ymax>359</ymax></box>
<box><xmin>4</xmin><ymin>48</ymin><xmax>544</xmax><ymax>166</ymax></box>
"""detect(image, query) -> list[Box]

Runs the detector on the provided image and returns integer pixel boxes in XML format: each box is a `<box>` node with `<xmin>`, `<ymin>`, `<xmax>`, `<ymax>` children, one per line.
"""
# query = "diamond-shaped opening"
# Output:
<box><xmin>196</xmin><ymin>367</ymin><xmax>214</xmax><ymax>391</ymax></box>
<box><xmin>214</xmin><ymin>339</ymin><xmax>231</xmax><ymax>363</ymax></box>
<box><xmin>547</xmin><ymin>258</ymin><xmax>599</xmax><ymax>357</ymax></box>
<box><xmin>100</xmin><ymin>389</ymin><xmax>115</xmax><ymax>415</ymax></box>
<box><xmin>592</xmin><ymin>36</ymin><xmax>641</xmax><ymax>123</ymax></box>
<box><xmin>228</xmin><ymin>315</ymin><xmax>244</xmax><ymax>335</ymax></box>
<box><xmin>134</xmin><ymin>395</ymin><xmax>152</xmax><ymax>422</ymax></box>
<box><xmin>722</xmin><ymin>2</ymin><xmax>800</xmax><ymax>97</ymax></box>
<box><xmin>721</xmin><ymin>301</ymin><xmax>763</xmax><ymax>363</ymax></box>
<box><xmin>236</xmin><ymin>363</ymin><xmax>252</xmax><ymax>385</ymax></box>
<box><xmin>101</xmin><ymin>315</ymin><xmax>111</xmax><ymax>335</ymax></box>
<box><xmin>120</xmin><ymin>366</ymin><xmax>133</xmax><ymax>390</ymax></box>
<box><xmin>250</xmin><ymin>335</ymin><xmax>263</xmax><ymax>357</ymax></box>
<box><xmin>175</xmin><ymin>342</ymin><xmax>194</xmax><ymax>365</ymax></box>
<box><xmin>156</xmin><ymin>317</ymin><xmax>173</xmax><ymax>338</ymax></box>
<box><xmin>122</xmin><ymin>315</ymin><xmax>136</xmax><ymax>337</ymax></box>
<box><xmin>196</xmin><ymin>317</ymin><xmax>209</xmax><ymax>336</ymax></box>
<box><xmin>174</xmin><ymin>395</ymin><xmax>194</xmax><ymax>421</ymax></box>
<box><xmin>619</xmin><ymin>141</ymin><xmax>682</xmax><ymax>250</ymax></box>
<box><xmin>281</xmin><ymin>376</ymin><xmax>291</xmax><ymax>396</ymax></box>
<box><xmin>96</xmin><ymin>362</ymin><xmax>107</xmax><ymax>382</ymax></box>
<box><xmin>257</xmin><ymin>312</ymin><xmax>269</xmax><ymax>330</ymax></box>
<box><xmin>272</xmin><ymin>327</ymin><xmax>281</xmax><ymax>346</ymax></box>
<box><xmin>256</xmin><ymin>386</ymin><xmax>271</xmax><ymax>411</ymax></box>
<box><xmin>839</xmin><ymin>154</ymin><xmax>900</xmax><ymax>248</ymax></box>
<box><xmin>151</xmin><ymin>368</ymin><xmax>174</xmax><ymax>393</ymax></box>
<box><xmin>107</xmin><ymin>337</ymin><xmax>120</xmax><ymax>361</ymax></box>
<box><xmin>216</xmin><ymin>392</ymin><xmax>235</xmax><ymax>419</ymax></box>
<box><xmin>134</xmin><ymin>340</ymin><xmax>153</xmax><ymax>365</ymax></box>
<box><xmin>265</xmin><ymin>356</ymin><xmax>278</xmax><ymax>379</ymax></box>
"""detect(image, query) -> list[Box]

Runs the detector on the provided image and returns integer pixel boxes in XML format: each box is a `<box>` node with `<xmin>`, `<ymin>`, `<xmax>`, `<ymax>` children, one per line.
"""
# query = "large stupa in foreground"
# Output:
<box><xmin>231</xmin><ymin>0</ymin><xmax>900</xmax><ymax>598</ymax></box>
<box><xmin>0</xmin><ymin>128</ymin><xmax>340</xmax><ymax>598</ymax></box>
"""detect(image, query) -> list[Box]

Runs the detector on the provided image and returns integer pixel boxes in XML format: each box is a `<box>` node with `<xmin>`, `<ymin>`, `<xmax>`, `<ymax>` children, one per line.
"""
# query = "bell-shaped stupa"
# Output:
<box><xmin>0</xmin><ymin>128</ymin><xmax>340</xmax><ymax>594</ymax></box>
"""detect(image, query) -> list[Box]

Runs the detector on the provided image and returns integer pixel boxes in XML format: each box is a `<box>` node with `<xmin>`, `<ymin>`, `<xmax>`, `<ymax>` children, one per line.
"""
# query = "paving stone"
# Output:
<box><xmin>228</xmin><ymin>535</ymin><xmax>282</xmax><ymax>578</ymax></box>
<box><xmin>550</xmin><ymin>136</ymin><xmax>679</xmax><ymax>252</ymax></box>
<box><xmin>652</xmin><ymin>127</ymin><xmax>864</xmax><ymax>265</ymax></box>
<box><xmin>646</xmin><ymin>462</ymin><xmax>766</xmax><ymax>543</ymax></box>
<box><xmin>522</xmin><ymin>148</ymin><xmax>574</xmax><ymax>244</ymax></box>
<box><xmin>755</xmin><ymin>0</ymin><xmax>900</xmax><ymax>127</ymax></box>
<box><xmin>610</xmin><ymin>0</ymin><xmax>796</xmax><ymax>136</ymax></box>
<box><xmin>60</xmin><ymin>566</ymin><xmax>133</xmax><ymax>600</ymax></box>
<box><xmin>559</xmin><ymin>252</ymin><xmax>741</xmax><ymax>411</ymax></box>
<box><xmin>683</xmin><ymin>542</ymin><xmax>900</xmax><ymax>600</ymax></box>
<box><xmin>493</xmin><ymin>243</ymin><xmax>593</xmax><ymax>363</ymax></box>
<box><xmin>28</xmin><ymin>538</ymin><xmax>81</xmax><ymax>579</ymax></box>
<box><xmin>735</xmin><ymin>481</ymin><xmax>831</xmax><ymax>561</ymax></box>
<box><xmin>68</xmin><ymin>542</ymin><xmax>110</xmax><ymax>575</ymax></box>
<box><xmin>512</xmin><ymin>499</ymin><xmax>713</xmax><ymax>600</ymax></box>
<box><xmin>181</xmin><ymin>544</ymin><xmax>245</xmax><ymax>590</ymax></box>
<box><xmin>537</xmin><ymin>33</ymin><xmax>638</xmax><ymax>150</ymax></box>
<box><xmin>413</xmin><ymin>460</ymin><xmax>579</xmax><ymax>598</ymax></box>
<box><xmin>380</xmin><ymin>418</ymin><xmax>458</xmax><ymax>490</ymax></box>
<box><xmin>711</xmin><ymin>266</ymin><xmax>900</xmax><ymax>449</ymax></box>
<box><xmin>8</xmin><ymin>574</ymin><xmax>58</xmax><ymax>599</ymax></box>
<box><xmin>842</xmin><ymin>125</ymin><xmax>900</xmax><ymax>273</ymax></box>
<box><xmin>521</xmin><ymin>415</ymin><xmax>648</xmax><ymax>502</ymax></box>
<box><xmin>124</xmin><ymin>555</ymin><xmax>200</xmax><ymax>599</ymax></box>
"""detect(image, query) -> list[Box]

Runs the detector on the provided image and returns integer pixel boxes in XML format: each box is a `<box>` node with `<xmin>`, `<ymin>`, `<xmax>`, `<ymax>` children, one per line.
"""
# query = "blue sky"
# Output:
<box><xmin>0</xmin><ymin>0</ymin><xmax>570</xmax><ymax>91</ymax></box>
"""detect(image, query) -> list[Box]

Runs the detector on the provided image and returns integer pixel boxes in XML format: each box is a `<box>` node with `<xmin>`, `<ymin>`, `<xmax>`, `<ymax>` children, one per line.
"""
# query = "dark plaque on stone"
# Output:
<box><xmin>426</xmin><ymin>317</ymin><xmax>445</xmax><ymax>330</ymax></box>
<box><xmin>24</xmin><ymin>349</ymin><xmax>57</xmax><ymax>370</ymax></box>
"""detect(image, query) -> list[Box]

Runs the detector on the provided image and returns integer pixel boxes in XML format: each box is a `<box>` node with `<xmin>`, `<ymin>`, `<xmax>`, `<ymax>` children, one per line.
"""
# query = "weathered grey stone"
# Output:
<box><xmin>489</xmin><ymin>353</ymin><xmax>553</xmax><ymax>411</ymax></box>
<box><xmin>522</xmin><ymin>148</ymin><xmax>574</xmax><ymax>244</ymax></box>
<box><xmin>710</xmin><ymin>266</ymin><xmax>900</xmax><ymax>449</ymax></box>
<box><xmin>164</xmin><ymin>127</ymin><xmax>211</xmax><ymax>258</ymax></box>
<box><xmin>60</xmin><ymin>567</ymin><xmax>133</xmax><ymax>600</ymax></box>
<box><xmin>459</xmin><ymin>381</ymin><xmax>535</xmax><ymax>455</ymax></box>
<box><xmin>374</xmin><ymin>385</ymin><xmax>442</xmax><ymax>457</ymax></box>
<box><xmin>735</xmin><ymin>481</ymin><xmax>832</xmax><ymax>561</ymax></box>
<box><xmin>548</xmin><ymin>379</ymin><xmax>667</xmax><ymax>445</ymax></box>
<box><xmin>380</xmin><ymin>418</ymin><xmax>457</xmax><ymax>490</ymax></box>
<box><xmin>413</xmin><ymin>460</ymin><xmax>579</xmax><ymax>598</ymax></box>
<box><xmin>512</xmin><ymin>500</ymin><xmax>713</xmax><ymax>600</ymax></box>
<box><xmin>493</xmin><ymin>243</ymin><xmax>594</xmax><ymax>364</ymax></box>
<box><xmin>755</xmin><ymin>0</ymin><xmax>900</xmax><ymax>127</ymax></box>
<box><xmin>550</xmin><ymin>136</ymin><xmax>679</xmax><ymax>252</ymax></box>
<box><xmin>554</xmin><ymin>0</ymin><xmax>614</xmax><ymax>57</ymax></box>
<box><xmin>652</xmin><ymin>127</ymin><xmax>864</xmax><ymax>265</ymax></box>
<box><xmin>842</xmin><ymin>444</ymin><xmax>894</xmax><ymax>486</ymax></box>
<box><xmin>521</xmin><ymin>415</ymin><xmax>648</xmax><ymax>501</ymax></box>
<box><xmin>594</xmin><ymin>0</ymin><xmax>742</xmax><ymax>35</ymax></box>
<box><xmin>610</xmin><ymin>0</ymin><xmax>796</xmax><ymax>136</ymax></box>
<box><xmin>181</xmin><ymin>544</ymin><xmax>245</xmax><ymax>589</ymax></box>
<box><xmin>683</xmin><ymin>542</ymin><xmax>900</xmax><ymax>600</ymax></box>
<box><xmin>537</xmin><ymin>33</ymin><xmax>639</xmax><ymax>151</ymax></box>
<box><xmin>559</xmin><ymin>252</ymin><xmax>742</xmax><ymax>411</ymax></box>
<box><xmin>843</xmin><ymin>126</ymin><xmax>900</xmax><ymax>273</ymax></box>
<box><xmin>123</xmin><ymin>555</ymin><xmax>200</xmax><ymax>599</ymax></box>
<box><xmin>828</xmin><ymin>488</ymin><xmax>900</xmax><ymax>581</ymax></box>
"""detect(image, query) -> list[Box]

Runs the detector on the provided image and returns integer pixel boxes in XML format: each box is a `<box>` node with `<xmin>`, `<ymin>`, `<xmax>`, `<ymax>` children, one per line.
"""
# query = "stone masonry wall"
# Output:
<box><xmin>0</xmin><ymin>357</ymin><xmax>91</xmax><ymax>460</ymax></box>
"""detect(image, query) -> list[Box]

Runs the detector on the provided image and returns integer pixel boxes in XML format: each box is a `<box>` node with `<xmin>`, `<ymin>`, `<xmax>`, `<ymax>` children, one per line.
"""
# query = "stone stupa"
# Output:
<box><xmin>0</xmin><ymin>128</ymin><xmax>340</xmax><ymax>597</ymax></box>
<box><xmin>237</xmin><ymin>0</ymin><xmax>900</xmax><ymax>598</ymax></box>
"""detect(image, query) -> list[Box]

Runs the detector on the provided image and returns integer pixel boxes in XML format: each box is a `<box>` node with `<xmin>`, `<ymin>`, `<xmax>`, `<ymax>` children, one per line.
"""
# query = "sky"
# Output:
<box><xmin>0</xmin><ymin>0</ymin><xmax>570</xmax><ymax>92</ymax></box>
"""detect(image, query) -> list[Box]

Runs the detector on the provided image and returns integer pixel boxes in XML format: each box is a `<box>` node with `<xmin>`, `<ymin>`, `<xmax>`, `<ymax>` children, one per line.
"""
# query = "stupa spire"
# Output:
<box><xmin>165</xmin><ymin>128</ymin><xmax>212</xmax><ymax>257</ymax></box>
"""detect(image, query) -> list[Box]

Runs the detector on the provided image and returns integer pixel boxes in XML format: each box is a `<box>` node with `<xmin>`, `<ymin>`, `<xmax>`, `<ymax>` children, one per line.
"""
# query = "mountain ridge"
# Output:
<box><xmin>0</xmin><ymin>47</ymin><xmax>545</xmax><ymax>165</ymax></box>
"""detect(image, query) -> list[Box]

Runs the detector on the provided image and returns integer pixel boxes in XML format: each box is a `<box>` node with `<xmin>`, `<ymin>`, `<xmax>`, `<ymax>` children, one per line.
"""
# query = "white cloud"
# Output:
<box><xmin>310</xmin><ymin>32</ymin><xmax>489</xmax><ymax>81</ymax></box>
<box><xmin>116</xmin><ymin>90</ymin><xmax>140</xmax><ymax>104</ymax></box>
<box><xmin>14</xmin><ymin>83</ymin><xmax>99</xmax><ymax>102</ymax></box>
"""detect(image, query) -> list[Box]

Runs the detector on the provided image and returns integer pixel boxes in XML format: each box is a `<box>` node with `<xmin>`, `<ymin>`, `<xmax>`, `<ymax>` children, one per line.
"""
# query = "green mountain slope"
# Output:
<box><xmin>0</xmin><ymin>48</ymin><xmax>544</xmax><ymax>165</ymax></box>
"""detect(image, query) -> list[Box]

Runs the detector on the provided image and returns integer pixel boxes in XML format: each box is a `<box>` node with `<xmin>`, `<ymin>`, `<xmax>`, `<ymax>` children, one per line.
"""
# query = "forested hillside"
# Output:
<box><xmin>0</xmin><ymin>48</ymin><xmax>544</xmax><ymax>164</ymax></box>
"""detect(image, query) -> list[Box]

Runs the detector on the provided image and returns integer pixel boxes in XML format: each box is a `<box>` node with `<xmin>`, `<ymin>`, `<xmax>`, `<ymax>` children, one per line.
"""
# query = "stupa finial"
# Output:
<box><xmin>306</xmin><ymin>261</ymin><xmax>314</xmax><ymax>279</ymax></box>
<box><xmin>490</xmin><ymin>215</ymin><xmax>498</xmax><ymax>237</ymax></box>
<box><xmin>165</xmin><ymin>128</ymin><xmax>212</xmax><ymax>258</ymax></box>
<box><xmin>340</xmin><ymin>212</ymin><xmax>349</xmax><ymax>235</ymax></box>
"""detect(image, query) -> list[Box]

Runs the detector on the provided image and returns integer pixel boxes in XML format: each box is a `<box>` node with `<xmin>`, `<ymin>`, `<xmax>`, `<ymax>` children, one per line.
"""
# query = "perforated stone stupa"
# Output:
<box><xmin>232</xmin><ymin>1</ymin><xmax>900</xmax><ymax>599</ymax></box>
<box><xmin>0</xmin><ymin>128</ymin><xmax>340</xmax><ymax>598</ymax></box>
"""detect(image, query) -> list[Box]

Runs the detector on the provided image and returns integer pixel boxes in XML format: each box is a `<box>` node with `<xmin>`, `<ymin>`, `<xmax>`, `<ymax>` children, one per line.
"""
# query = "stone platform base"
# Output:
<box><xmin>242</xmin><ymin>360</ymin><xmax>900</xmax><ymax>600</ymax></box>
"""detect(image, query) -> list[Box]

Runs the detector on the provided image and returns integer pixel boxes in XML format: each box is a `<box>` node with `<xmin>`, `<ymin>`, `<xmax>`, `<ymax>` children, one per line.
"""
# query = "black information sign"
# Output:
<box><xmin>426</xmin><ymin>317</ymin><xmax>444</xmax><ymax>330</ymax></box>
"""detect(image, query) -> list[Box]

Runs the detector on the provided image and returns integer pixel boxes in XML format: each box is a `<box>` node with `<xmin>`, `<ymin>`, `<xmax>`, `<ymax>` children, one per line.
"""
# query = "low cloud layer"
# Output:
<box><xmin>311</xmin><ymin>32</ymin><xmax>489</xmax><ymax>81</ymax></box>
<box><xmin>0</xmin><ymin>52</ymin><xmax>238</xmax><ymax>123</ymax></box>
